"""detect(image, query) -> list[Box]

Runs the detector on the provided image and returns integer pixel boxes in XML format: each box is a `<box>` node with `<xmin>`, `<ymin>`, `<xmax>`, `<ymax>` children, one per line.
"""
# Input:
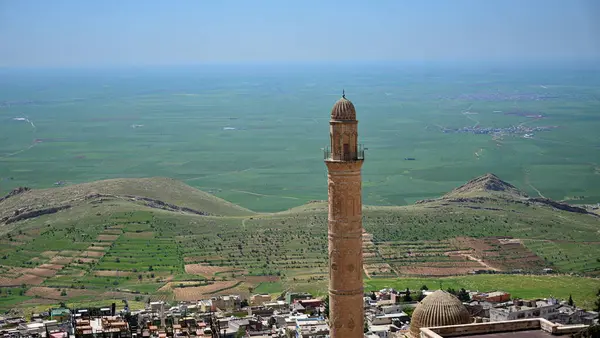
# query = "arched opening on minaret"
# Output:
<box><xmin>343</xmin><ymin>143</ymin><xmax>350</xmax><ymax>160</ymax></box>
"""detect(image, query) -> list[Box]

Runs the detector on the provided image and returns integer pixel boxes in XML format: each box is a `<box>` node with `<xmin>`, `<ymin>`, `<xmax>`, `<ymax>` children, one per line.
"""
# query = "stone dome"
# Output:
<box><xmin>331</xmin><ymin>94</ymin><xmax>356</xmax><ymax>120</ymax></box>
<box><xmin>408</xmin><ymin>290</ymin><xmax>472</xmax><ymax>337</ymax></box>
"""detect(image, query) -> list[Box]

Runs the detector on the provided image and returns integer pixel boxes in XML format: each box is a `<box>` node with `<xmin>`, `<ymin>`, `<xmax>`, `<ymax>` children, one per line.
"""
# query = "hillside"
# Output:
<box><xmin>0</xmin><ymin>177</ymin><xmax>254</xmax><ymax>224</ymax></box>
<box><xmin>0</xmin><ymin>173</ymin><xmax>599</xmax><ymax>312</ymax></box>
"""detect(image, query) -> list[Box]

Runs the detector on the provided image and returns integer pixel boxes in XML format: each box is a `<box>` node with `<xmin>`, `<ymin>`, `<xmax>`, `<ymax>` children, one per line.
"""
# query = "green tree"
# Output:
<box><xmin>323</xmin><ymin>295</ymin><xmax>330</xmax><ymax>319</ymax></box>
<box><xmin>403</xmin><ymin>288</ymin><xmax>412</xmax><ymax>302</ymax></box>
<box><xmin>60</xmin><ymin>290</ymin><xmax>67</xmax><ymax>297</ymax></box>
<box><xmin>364</xmin><ymin>319</ymin><xmax>369</xmax><ymax>333</ymax></box>
<box><xmin>421</xmin><ymin>285</ymin><xmax>429</xmax><ymax>291</ymax></box>
<box><xmin>457</xmin><ymin>288</ymin><xmax>470</xmax><ymax>302</ymax></box>
<box><xmin>568</xmin><ymin>294</ymin><xmax>574</xmax><ymax>307</ymax></box>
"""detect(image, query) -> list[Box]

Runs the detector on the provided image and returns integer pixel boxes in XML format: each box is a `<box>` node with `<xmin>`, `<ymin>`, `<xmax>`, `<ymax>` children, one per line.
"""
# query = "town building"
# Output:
<box><xmin>285</xmin><ymin>292</ymin><xmax>313</xmax><ymax>305</ymax></box>
<box><xmin>211</xmin><ymin>295</ymin><xmax>242</xmax><ymax>312</ymax></box>
<box><xmin>489</xmin><ymin>298</ymin><xmax>559</xmax><ymax>322</ymax></box>
<box><xmin>250</xmin><ymin>294</ymin><xmax>272</xmax><ymax>306</ymax></box>
<box><xmin>471</xmin><ymin>291</ymin><xmax>511</xmax><ymax>303</ymax></box>
<box><xmin>295</xmin><ymin>317</ymin><xmax>329</xmax><ymax>338</ymax></box>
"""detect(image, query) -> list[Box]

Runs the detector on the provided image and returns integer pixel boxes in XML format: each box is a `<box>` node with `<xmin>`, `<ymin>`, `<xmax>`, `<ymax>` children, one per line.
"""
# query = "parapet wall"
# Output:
<box><xmin>419</xmin><ymin>318</ymin><xmax>588</xmax><ymax>337</ymax></box>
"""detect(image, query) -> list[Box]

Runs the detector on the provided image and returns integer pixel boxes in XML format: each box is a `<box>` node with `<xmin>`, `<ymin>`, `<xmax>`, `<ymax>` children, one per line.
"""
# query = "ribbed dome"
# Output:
<box><xmin>331</xmin><ymin>95</ymin><xmax>356</xmax><ymax>120</ymax></box>
<box><xmin>408</xmin><ymin>290</ymin><xmax>472</xmax><ymax>337</ymax></box>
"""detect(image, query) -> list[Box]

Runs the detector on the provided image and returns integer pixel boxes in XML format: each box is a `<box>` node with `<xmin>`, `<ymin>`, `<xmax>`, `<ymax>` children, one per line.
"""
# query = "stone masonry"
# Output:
<box><xmin>325</xmin><ymin>94</ymin><xmax>364</xmax><ymax>338</ymax></box>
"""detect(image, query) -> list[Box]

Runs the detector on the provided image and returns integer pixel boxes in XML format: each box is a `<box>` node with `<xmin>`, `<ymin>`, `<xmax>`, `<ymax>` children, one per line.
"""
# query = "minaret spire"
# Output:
<box><xmin>324</xmin><ymin>94</ymin><xmax>364</xmax><ymax>338</ymax></box>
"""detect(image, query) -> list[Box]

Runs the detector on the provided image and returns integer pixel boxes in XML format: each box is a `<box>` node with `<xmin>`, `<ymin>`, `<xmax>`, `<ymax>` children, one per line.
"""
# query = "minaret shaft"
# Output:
<box><xmin>325</xmin><ymin>94</ymin><xmax>364</xmax><ymax>338</ymax></box>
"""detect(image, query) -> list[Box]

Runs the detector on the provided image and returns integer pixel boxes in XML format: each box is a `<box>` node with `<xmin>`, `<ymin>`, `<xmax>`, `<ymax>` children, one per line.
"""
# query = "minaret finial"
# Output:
<box><xmin>342</xmin><ymin>89</ymin><xmax>345</xmax><ymax>99</ymax></box>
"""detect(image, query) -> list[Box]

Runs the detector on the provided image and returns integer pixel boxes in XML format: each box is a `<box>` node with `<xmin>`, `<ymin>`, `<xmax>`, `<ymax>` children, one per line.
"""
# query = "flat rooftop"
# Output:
<box><xmin>463</xmin><ymin>331</ymin><xmax>552</xmax><ymax>338</ymax></box>
<box><xmin>420</xmin><ymin>318</ymin><xmax>587</xmax><ymax>338</ymax></box>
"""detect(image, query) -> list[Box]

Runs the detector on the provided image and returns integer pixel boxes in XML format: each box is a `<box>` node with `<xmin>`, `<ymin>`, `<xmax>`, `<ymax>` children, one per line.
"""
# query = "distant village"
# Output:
<box><xmin>1</xmin><ymin>287</ymin><xmax>597</xmax><ymax>338</ymax></box>
<box><xmin>440</xmin><ymin>124</ymin><xmax>557</xmax><ymax>139</ymax></box>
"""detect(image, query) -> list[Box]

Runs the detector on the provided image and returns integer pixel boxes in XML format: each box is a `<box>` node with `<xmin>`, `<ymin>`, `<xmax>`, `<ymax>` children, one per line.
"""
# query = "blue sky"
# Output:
<box><xmin>0</xmin><ymin>0</ymin><xmax>598</xmax><ymax>67</ymax></box>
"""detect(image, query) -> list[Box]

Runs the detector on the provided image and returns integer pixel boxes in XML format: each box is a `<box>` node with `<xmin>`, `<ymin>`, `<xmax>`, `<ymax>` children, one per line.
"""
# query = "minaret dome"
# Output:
<box><xmin>331</xmin><ymin>94</ymin><xmax>356</xmax><ymax>120</ymax></box>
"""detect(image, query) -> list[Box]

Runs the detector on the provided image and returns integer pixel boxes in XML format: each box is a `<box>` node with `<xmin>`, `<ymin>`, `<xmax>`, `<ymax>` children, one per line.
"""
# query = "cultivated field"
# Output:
<box><xmin>1</xmin><ymin>66</ymin><xmax>599</xmax><ymax>212</ymax></box>
<box><xmin>0</xmin><ymin>65</ymin><xmax>599</xmax><ymax>312</ymax></box>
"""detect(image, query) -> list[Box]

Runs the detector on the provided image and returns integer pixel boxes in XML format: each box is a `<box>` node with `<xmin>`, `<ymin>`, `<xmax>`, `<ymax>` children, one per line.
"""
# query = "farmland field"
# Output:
<box><xmin>1</xmin><ymin>64</ymin><xmax>600</xmax><ymax>212</ymax></box>
<box><xmin>0</xmin><ymin>175</ymin><xmax>598</xmax><ymax>313</ymax></box>
<box><xmin>0</xmin><ymin>63</ymin><xmax>599</xmax><ymax>312</ymax></box>
<box><xmin>364</xmin><ymin>274</ymin><xmax>600</xmax><ymax>310</ymax></box>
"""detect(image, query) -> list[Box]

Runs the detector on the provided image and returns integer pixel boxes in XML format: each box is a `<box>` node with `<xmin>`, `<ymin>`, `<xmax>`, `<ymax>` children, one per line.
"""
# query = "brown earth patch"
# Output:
<box><xmin>80</xmin><ymin>251</ymin><xmax>105</xmax><ymax>258</ymax></box>
<box><xmin>26</xmin><ymin>287</ymin><xmax>97</xmax><ymax>299</ymax></box>
<box><xmin>28</xmin><ymin>268</ymin><xmax>58</xmax><ymax>277</ymax></box>
<box><xmin>451</xmin><ymin>237</ymin><xmax>495</xmax><ymax>251</ymax></box>
<box><xmin>184</xmin><ymin>264</ymin><xmax>236</xmax><ymax>277</ymax></box>
<box><xmin>86</xmin><ymin>246</ymin><xmax>107</xmax><ymax>251</ymax></box>
<box><xmin>94</xmin><ymin>270</ymin><xmax>132</xmax><ymax>277</ymax></box>
<box><xmin>97</xmin><ymin>234</ymin><xmax>119</xmax><ymax>241</ymax></box>
<box><xmin>38</xmin><ymin>264</ymin><xmax>64</xmax><ymax>270</ymax></box>
<box><xmin>0</xmin><ymin>276</ymin><xmax>14</xmax><ymax>286</ymax></box>
<box><xmin>1</xmin><ymin>267</ymin><xmax>26</xmax><ymax>277</ymax></box>
<box><xmin>172</xmin><ymin>281</ymin><xmax>238</xmax><ymax>301</ymax></box>
<box><xmin>449</xmin><ymin>237</ymin><xmax>545</xmax><ymax>271</ymax></box>
<box><xmin>123</xmin><ymin>232</ymin><xmax>154</xmax><ymax>239</ymax></box>
<box><xmin>50</xmin><ymin>256</ymin><xmax>74</xmax><ymax>264</ymax></box>
<box><xmin>59</xmin><ymin>250</ymin><xmax>81</xmax><ymax>257</ymax></box>
<box><xmin>101</xmin><ymin>229</ymin><xmax>123</xmax><ymax>235</ymax></box>
<box><xmin>13</xmin><ymin>274</ymin><xmax>45</xmax><ymax>285</ymax></box>
<box><xmin>364</xmin><ymin>263</ymin><xmax>396</xmax><ymax>277</ymax></box>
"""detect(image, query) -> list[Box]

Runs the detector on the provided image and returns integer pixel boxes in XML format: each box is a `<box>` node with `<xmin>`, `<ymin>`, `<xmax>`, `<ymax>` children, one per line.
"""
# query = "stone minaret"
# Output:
<box><xmin>324</xmin><ymin>91</ymin><xmax>364</xmax><ymax>338</ymax></box>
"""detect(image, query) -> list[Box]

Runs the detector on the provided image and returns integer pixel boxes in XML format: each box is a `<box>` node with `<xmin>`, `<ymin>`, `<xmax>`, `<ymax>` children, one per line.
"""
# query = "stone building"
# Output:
<box><xmin>489</xmin><ymin>299</ymin><xmax>559</xmax><ymax>322</ymax></box>
<box><xmin>407</xmin><ymin>290</ymin><xmax>472</xmax><ymax>338</ymax></box>
<box><xmin>324</xmin><ymin>92</ymin><xmax>365</xmax><ymax>338</ymax></box>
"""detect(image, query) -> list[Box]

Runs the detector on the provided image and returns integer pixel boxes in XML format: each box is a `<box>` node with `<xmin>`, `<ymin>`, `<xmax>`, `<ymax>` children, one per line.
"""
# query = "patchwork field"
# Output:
<box><xmin>1</xmin><ymin>66</ymin><xmax>600</xmax><ymax>213</ymax></box>
<box><xmin>0</xmin><ymin>64</ymin><xmax>599</xmax><ymax>312</ymax></box>
<box><xmin>0</xmin><ymin>172</ymin><xmax>598</xmax><ymax>313</ymax></box>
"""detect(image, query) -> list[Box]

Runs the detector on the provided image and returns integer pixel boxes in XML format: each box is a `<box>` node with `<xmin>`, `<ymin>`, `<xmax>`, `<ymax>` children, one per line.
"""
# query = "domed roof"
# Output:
<box><xmin>408</xmin><ymin>290</ymin><xmax>471</xmax><ymax>337</ymax></box>
<box><xmin>331</xmin><ymin>93</ymin><xmax>356</xmax><ymax>120</ymax></box>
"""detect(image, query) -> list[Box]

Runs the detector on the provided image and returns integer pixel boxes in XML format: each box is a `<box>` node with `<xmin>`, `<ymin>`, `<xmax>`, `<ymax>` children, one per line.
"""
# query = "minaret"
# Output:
<box><xmin>324</xmin><ymin>91</ymin><xmax>364</xmax><ymax>338</ymax></box>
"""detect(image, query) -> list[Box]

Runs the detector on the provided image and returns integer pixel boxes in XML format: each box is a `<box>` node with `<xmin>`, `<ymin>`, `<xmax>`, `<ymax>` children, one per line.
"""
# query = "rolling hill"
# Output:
<box><xmin>0</xmin><ymin>173</ymin><xmax>599</xmax><ymax>312</ymax></box>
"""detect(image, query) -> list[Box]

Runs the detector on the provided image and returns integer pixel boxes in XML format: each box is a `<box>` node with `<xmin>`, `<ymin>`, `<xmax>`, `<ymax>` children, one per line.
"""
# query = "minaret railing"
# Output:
<box><xmin>323</xmin><ymin>144</ymin><xmax>365</xmax><ymax>161</ymax></box>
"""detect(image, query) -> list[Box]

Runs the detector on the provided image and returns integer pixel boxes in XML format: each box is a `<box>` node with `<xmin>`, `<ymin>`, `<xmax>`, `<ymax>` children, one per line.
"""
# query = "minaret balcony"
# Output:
<box><xmin>323</xmin><ymin>144</ymin><xmax>365</xmax><ymax>161</ymax></box>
